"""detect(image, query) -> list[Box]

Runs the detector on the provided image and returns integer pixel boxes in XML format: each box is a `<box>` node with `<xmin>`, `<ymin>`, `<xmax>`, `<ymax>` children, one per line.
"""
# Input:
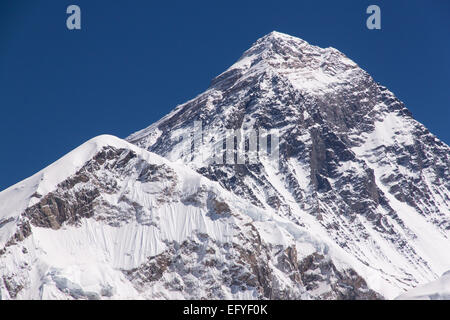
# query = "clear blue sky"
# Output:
<box><xmin>1</xmin><ymin>0</ymin><xmax>449</xmax><ymax>191</ymax></box>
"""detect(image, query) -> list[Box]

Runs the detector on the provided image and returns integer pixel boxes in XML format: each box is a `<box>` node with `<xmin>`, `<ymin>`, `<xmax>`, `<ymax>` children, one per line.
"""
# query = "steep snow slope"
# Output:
<box><xmin>128</xmin><ymin>31</ymin><xmax>450</xmax><ymax>298</ymax></box>
<box><xmin>0</xmin><ymin>135</ymin><xmax>380</xmax><ymax>299</ymax></box>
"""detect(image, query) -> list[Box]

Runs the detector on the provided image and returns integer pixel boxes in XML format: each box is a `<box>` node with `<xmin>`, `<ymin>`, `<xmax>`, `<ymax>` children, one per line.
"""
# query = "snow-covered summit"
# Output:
<box><xmin>213</xmin><ymin>31</ymin><xmax>361</xmax><ymax>96</ymax></box>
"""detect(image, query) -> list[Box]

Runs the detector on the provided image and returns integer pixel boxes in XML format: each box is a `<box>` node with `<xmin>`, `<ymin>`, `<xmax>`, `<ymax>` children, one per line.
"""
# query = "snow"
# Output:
<box><xmin>353</xmin><ymin>110</ymin><xmax>415</xmax><ymax>150</ymax></box>
<box><xmin>350</xmin><ymin>107</ymin><xmax>450</xmax><ymax>293</ymax></box>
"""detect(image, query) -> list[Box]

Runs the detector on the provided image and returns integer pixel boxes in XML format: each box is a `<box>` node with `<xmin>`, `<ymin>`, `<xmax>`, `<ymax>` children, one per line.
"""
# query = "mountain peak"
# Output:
<box><xmin>256</xmin><ymin>30</ymin><xmax>306</xmax><ymax>43</ymax></box>
<box><xmin>241</xmin><ymin>30</ymin><xmax>309</xmax><ymax>59</ymax></box>
<box><xmin>212</xmin><ymin>31</ymin><xmax>360</xmax><ymax>96</ymax></box>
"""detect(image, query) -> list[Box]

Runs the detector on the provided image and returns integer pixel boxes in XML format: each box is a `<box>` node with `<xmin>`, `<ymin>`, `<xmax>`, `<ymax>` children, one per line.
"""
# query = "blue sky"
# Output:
<box><xmin>1</xmin><ymin>0</ymin><xmax>449</xmax><ymax>191</ymax></box>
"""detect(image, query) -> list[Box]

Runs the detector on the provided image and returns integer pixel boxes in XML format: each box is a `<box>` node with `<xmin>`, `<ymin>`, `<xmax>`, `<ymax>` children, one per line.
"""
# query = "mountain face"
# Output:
<box><xmin>0</xmin><ymin>31</ymin><xmax>449</xmax><ymax>300</ymax></box>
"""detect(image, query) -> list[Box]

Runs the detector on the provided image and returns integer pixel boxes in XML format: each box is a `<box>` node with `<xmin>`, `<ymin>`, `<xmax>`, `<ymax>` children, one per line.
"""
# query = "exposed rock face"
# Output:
<box><xmin>298</xmin><ymin>253</ymin><xmax>381</xmax><ymax>300</ymax></box>
<box><xmin>0</xmin><ymin>32</ymin><xmax>449</xmax><ymax>300</ymax></box>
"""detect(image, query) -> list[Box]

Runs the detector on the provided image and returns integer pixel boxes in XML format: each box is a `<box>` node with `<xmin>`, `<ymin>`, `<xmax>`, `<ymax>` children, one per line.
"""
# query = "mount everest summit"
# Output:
<box><xmin>0</xmin><ymin>31</ymin><xmax>449</xmax><ymax>300</ymax></box>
